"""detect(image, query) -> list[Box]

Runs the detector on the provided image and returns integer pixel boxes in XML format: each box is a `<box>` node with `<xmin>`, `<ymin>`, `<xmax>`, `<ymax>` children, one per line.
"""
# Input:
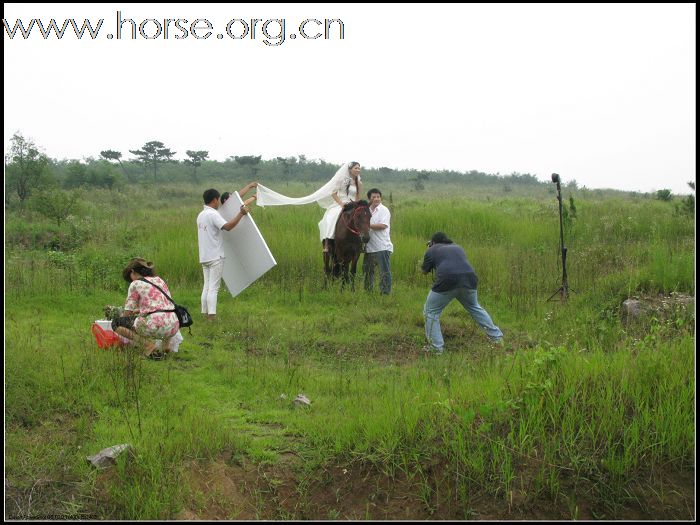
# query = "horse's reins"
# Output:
<box><xmin>340</xmin><ymin>205</ymin><xmax>369</xmax><ymax>236</ymax></box>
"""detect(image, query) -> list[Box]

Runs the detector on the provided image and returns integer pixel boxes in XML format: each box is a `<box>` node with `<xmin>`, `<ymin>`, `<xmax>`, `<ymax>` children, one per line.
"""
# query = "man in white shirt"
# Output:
<box><xmin>363</xmin><ymin>188</ymin><xmax>393</xmax><ymax>295</ymax></box>
<box><xmin>197</xmin><ymin>183</ymin><xmax>256</xmax><ymax>320</ymax></box>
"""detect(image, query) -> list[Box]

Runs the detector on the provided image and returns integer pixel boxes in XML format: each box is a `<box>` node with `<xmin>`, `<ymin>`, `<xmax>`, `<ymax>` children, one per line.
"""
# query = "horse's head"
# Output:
<box><xmin>338</xmin><ymin>200</ymin><xmax>371</xmax><ymax>241</ymax></box>
<box><xmin>330</xmin><ymin>200</ymin><xmax>372</xmax><ymax>284</ymax></box>
<box><xmin>353</xmin><ymin>200</ymin><xmax>372</xmax><ymax>242</ymax></box>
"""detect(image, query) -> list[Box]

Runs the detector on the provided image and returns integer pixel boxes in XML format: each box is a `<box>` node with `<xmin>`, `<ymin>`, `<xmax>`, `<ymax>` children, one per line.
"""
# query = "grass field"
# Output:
<box><xmin>4</xmin><ymin>180</ymin><xmax>695</xmax><ymax>519</ymax></box>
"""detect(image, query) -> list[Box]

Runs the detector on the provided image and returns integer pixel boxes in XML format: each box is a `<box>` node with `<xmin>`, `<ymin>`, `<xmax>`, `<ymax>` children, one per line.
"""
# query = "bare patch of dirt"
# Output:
<box><xmin>294</xmin><ymin>462</ymin><xmax>429</xmax><ymax>520</ymax></box>
<box><xmin>174</xmin><ymin>453</ymin><xmax>695</xmax><ymax>521</ymax></box>
<box><xmin>175</xmin><ymin>454</ymin><xmax>429</xmax><ymax>520</ymax></box>
<box><xmin>177</xmin><ymin>453</ymin><xmax>261</xmax><ymax>520</ymax></box>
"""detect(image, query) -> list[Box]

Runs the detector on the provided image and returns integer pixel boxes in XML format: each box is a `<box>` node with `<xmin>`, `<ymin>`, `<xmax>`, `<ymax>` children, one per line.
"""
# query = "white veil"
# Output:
<box><xmin>256</xmin><ymin>162</ymin><xmax>354</xmax><ymax>209</ymax></box>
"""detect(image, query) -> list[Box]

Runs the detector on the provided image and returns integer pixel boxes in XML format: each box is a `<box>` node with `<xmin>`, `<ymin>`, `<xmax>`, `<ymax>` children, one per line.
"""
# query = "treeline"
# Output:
<box><xmin>7</xmin><ymin>132</ymin><xmax>693</xmax><ymax>210</ymax></box>
<box><xmin>4</xmin><ymin>132</ymin><xmax>564</xmax><ymax>201</ymax></box>
<box><xmin>4</xmin><ymin>133</ymin><xmax>694</xmax><ymax>255</ymax></box>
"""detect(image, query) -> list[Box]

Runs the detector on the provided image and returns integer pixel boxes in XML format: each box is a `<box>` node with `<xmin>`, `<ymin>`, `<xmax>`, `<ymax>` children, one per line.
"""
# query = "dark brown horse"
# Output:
<box><xmin>323</xmin><ymin>200</ymin><xmax>371</xmax><ymax>290</ymax></box>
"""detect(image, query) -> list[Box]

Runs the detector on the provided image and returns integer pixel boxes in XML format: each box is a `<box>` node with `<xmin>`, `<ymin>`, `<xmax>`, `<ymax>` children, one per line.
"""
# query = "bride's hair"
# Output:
<box><xmin>345</xmin><ymin>161</ymin><xmax>360</xmax><ymax>194</ymax></box>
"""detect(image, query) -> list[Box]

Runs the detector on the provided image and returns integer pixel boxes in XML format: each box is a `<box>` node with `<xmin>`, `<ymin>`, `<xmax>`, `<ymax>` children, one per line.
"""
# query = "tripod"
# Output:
<box><xmin>547</xmin><ymin>174</ymin><xmax>572</xmax><ymax>302</ymax></box>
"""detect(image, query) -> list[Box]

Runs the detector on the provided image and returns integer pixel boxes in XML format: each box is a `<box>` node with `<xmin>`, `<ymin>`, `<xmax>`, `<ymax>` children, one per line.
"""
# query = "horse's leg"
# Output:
<box><xmin>350</xmin><ymin>252</ymin><xmax>359</xmax><ymax>292</ymax></box>
<box><xmin>325</xmin><ymin>243</ymin><xmax>336</xmax><ymax>275</ymax></box>
<box><xmin>343</xmin><ymin>262</ymin><xmax>351</xmax><ymax>291</ymax></box>
<box><xmin>323</xmin><ymin>249</ymin><xmax>330</xmax><ymax>288</ymax></box>
<box><xmin>325</xmin><ymin>239</ymin><xmax>339</xmax><ymax>282</ymax></box>
<box><xmin>332</xmin><ymin>248</ymin><xmax>341</xmax><ymax>279</ymax></box>
<box><xmin>337</xmin><ymin>258</ymin><xmax>346</xmax><ymax>291</ymax></box>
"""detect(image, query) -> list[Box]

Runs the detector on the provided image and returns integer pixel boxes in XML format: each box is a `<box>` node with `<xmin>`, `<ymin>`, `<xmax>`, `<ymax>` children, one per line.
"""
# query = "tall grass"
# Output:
<box><xmin>5</xmin><ymin>183</ymin><xmax>695</xmax><ymax>297</ymax></box>
<box><xmin>4</xmin><ymin>181</ymin><xmax>695</xmax><ymax>519</ymax></box>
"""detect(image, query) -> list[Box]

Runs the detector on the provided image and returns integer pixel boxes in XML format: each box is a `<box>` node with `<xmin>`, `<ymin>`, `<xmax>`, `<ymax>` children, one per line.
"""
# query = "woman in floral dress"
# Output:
<box><xmin>112</xmin><ymin>257</ymin><xmax>179</xmax><ymax>357</ymax></box>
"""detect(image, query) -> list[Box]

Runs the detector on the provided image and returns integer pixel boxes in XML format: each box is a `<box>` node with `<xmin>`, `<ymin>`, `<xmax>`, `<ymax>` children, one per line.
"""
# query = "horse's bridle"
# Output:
<box><xmin>340</xmin><ymin>205</ymin><xmax>370</xmax><ymax>236</ymax></box>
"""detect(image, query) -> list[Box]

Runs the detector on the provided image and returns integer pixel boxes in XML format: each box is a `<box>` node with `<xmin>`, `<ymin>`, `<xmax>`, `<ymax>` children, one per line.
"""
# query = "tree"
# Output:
<box><xmin>655</xmin><ymin>189</ymin><xmax>673</xmax><ymax>202</ymax></box>
<box><xmin>64</xmin><ymin>160</ymin><xmax>88</xmax><ymax>188</ymax></box>
<box><xmin>234</xmin><ymin>155</ymin><xmax>262</xmax><ymax>178</ymax></box>
<box><xmin>31</xmin><ymin>188</ymin><xmax>80</xmax><ymax>226</ymax></box>
<box><xmin>184</xmin><ymin>150</ymin><xmax>209</xmax><ymax>183</ymax></box>
<box><xmin>275</xmin><ymin>156</ymin><xmax>298</xmax><ymax>184</ymax></box>
<box><xmin>129</xmin><ymin>141</ymin><xmax>176</xmax><ymax>181</ymax></box>
<box><xmin>100</xmin><ymin>150</ymin><xmax>133</xmax><ymax>181</ymax></box>
<box><xmin>676</xmin><ymin>181</ymin><xmax>695</xmax><ymax>217</ymax></box>
<box><xmin>566</xmin><ymin>179</ymin><xmax>579</xmax><ymax>190</ymax></box>
<box><xmin>413</xmin><ymin>171</ymin><xmax>429</xmax><ymax>191</ymax></box>
<box><xmin>5</xmin><ymin>132</ymin><xmax>50</xmax><ymax>204</ymax></box>
<box><xmin>64</xmin><ymin>160</ymin><xmax>119</xmax><ymax>189</ymax></box>
<box><xmin>568</xmin><ymin>195</ymin><xmax>577</xmax><ymax>218</ymax></box>
<box><xmin>506</xmin><ymin>172</ymin><xmax>539</xmax><ymax>185</ymax></box>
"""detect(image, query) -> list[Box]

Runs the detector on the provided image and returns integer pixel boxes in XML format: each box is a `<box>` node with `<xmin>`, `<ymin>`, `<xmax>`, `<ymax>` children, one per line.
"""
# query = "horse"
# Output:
<box><xmin>323</xmin><ymin>200</ymin><xmax>371</xmax><ymax>290</ymax></box>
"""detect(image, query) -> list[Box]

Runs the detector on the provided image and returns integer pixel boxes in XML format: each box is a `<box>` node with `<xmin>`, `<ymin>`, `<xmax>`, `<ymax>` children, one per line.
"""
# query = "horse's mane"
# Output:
<box><xmin>342</xmin><ymin>199</ymin><xmax>369</xmax><ymax>212</ymax></box>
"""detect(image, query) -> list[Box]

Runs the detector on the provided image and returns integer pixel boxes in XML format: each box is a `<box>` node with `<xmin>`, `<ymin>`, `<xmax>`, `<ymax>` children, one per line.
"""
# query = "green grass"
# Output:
<box><xmin>4</xmin><ymin>181</ymin><xmax>695</xmax><ymax>519</ymax></box>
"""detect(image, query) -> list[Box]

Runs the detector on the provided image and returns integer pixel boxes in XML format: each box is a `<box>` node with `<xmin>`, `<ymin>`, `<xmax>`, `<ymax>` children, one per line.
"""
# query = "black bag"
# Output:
<box><xmin>140</xmin><ymin>278</ymin><xmax>193</xmax><ymax>329</ymax></box>
<box><xmin>172</xmin><ymin>304</ymin><xmax>193</xmax><ymax>328</ymax></box>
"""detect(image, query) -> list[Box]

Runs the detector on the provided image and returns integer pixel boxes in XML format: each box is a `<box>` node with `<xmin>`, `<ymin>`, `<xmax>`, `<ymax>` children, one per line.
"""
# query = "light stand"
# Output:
<box><xmin>547</xmin><ymin>173</ymin><xmax>571</xmax><ymax>302</ymax></box>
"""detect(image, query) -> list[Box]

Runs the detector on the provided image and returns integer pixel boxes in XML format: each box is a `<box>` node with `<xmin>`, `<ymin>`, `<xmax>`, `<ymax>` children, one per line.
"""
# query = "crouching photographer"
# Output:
<box><xmin>421</xmin><ymin>232</ymin><xmax>504</xmax><ymax>354</ymax></box>
<box><xmin>111</xmin><ymin>258</ymin><xmax>180</xmax><ymax>359</ymax></box>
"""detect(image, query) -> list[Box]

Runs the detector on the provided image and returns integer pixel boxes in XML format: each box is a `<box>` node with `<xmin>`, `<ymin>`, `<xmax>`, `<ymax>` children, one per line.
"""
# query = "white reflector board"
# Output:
<box><xmin>218</xmin><ymin>191</ymin><xmax>276</xmax><ymax>297</ymax></box>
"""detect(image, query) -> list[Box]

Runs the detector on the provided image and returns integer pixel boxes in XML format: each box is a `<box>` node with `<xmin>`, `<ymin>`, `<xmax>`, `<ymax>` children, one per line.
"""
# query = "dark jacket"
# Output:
<box><xmin>421</xmin><ymin>243</ymin><xmax>478</xmax><ymax>292</ymax></box>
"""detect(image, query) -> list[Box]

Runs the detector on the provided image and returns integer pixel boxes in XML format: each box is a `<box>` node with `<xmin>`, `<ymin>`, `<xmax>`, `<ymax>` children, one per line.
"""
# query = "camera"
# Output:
<box><xmin>551</xmin><ymin>173</ymin><xmax>560</xmax><ymax>183</ymax></box>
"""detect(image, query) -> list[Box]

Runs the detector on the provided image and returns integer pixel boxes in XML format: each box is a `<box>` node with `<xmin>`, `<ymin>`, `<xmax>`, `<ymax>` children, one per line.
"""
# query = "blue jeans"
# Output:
<box><xmin>363</xmin><ymin>251</ymin><xmax>392</xmax><ymax>294</ymax></box>
<box><xmin>424</xmin><ymin>287</ymin><xmax>503</xmax><ymax>351</ymax></box>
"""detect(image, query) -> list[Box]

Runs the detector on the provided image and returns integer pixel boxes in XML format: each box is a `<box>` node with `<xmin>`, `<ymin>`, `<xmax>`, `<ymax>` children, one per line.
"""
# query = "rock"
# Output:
<box><xmin>621</xmin><ymin>299</ymin><xmax>649</xmax><ymax>322</ymax></box>
<box><xmin>671</xmin><ymin>294</ymin><xmax>695</xmax><ymax>310</ymax></box>
<box><xmin>86</xmin><ymin>444</ymin><xmax>133</xmax><ymax>469</ymax></box>
<box><xmin>621</xmin><ymin>294</ymin><xmax>695</xmax><ymax>324</ymax></box>
<box><xmin>293</xmin><ymin>394</ymin><xmax>311</xmax><ymax>407</ymax></box>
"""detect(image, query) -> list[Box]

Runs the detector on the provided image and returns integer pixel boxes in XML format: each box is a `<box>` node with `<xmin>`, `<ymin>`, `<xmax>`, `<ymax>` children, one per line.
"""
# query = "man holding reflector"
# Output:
<box><xmin>197</xmin><ymin>183</ymin><xmax>257</xmax><ymax>320</ymax></box>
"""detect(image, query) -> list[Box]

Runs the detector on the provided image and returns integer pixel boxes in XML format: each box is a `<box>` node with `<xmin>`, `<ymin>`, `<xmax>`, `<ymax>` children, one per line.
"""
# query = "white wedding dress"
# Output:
<box><xmin>317</xmin><ymin>178</ymin><xmax>359</xmax><ymax>241</ymax></box>
<box><xmin>255</xmin><ymin>162</ymin><xmax>361</xmax><ymax>241</ymax></box>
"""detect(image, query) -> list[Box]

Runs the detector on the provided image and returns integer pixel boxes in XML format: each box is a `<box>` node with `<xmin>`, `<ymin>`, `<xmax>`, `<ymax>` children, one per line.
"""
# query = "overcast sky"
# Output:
<box><xmin>4</xmin><ymin>3</ymin><xmax>696</xmax><ymax>194</ymax></box>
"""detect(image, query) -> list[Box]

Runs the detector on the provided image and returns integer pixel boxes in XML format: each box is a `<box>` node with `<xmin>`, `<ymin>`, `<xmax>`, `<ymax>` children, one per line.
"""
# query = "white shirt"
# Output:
<box><xmin>365</xmin><ymin>203</ymin><xmax>393</xmax><ymax>253</ymax></box>
<box><xmin>197</xmin><ymin>205</ymin><xmax>227</xmax><ymax>263</ymax></box>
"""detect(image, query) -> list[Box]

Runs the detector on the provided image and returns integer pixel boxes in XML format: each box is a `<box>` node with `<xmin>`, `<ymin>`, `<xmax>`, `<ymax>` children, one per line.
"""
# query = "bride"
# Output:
<box><xmin>256</xmin><ymin>161</ymin><xmax>362</xmax><ymax>253</ymax></box>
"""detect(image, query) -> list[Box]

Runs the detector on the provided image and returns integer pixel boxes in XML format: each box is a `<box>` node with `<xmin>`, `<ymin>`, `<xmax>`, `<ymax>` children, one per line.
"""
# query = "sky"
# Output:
<box><xmin>3</xmin><ymin>3</ymin><xmax>696</xmax><ymax>194</ymax></box>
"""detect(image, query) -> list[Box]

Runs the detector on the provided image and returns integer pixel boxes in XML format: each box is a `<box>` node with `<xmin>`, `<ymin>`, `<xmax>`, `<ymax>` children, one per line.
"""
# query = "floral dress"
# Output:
<box><xmin>124</xmin><ymin>276</ymin><xmax>179</xmax><ymax>339</ymax></box>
